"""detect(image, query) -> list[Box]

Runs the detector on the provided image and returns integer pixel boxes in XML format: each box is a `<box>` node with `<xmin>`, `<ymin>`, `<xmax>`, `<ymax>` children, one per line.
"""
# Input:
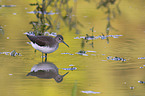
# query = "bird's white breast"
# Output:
<box><xmin>31</xmin><ymin>42</ymin><xmax>58</xmax><ymax>53</ymax></box>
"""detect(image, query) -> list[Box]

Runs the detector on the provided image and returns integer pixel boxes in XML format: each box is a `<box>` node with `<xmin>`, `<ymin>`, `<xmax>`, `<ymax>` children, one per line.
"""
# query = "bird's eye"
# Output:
<box><xmin>59</xmin><ymin>38</ymin><xmax>62</xmax><ymax>40</ymax></box>
<box><xmin>58</xmin><ymin>78</ymin><xmax>62</xmax><ymax>81</ymax></box>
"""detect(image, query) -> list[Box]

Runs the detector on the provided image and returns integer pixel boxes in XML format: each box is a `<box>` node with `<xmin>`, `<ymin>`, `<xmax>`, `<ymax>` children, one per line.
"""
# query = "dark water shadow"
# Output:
<box><xmin>26</xmin><ymin>62</ymin><xmax>69</xmax><ymax>83</ymax></box>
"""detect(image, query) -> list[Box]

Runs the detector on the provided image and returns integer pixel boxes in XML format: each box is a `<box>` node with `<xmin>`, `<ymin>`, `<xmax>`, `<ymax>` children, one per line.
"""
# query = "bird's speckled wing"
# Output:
<box><xmin>27</xmin><ymin>35</ymin><xmax>56</xmax><ymax>47</ymax></box>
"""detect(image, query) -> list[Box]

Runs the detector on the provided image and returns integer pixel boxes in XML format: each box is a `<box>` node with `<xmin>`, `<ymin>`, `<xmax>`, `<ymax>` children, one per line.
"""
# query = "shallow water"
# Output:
<box><xmin>0</xmin><ymin>0</ymin><xmax>145</xmax><ymax>96</ymax></box>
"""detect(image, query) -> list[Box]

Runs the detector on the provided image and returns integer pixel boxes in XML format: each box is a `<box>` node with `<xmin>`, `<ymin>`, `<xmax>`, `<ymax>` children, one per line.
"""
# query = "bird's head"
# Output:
<box><xmin>55</xmin><ymin>35</ymin><xmax>69</xmax><ymax>47</ymax></box>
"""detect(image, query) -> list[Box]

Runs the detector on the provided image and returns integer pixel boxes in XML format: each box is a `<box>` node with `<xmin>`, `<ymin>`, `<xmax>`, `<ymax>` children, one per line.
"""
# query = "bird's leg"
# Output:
<box><xmin>45</xmin><ymin>53</ymin><xmax>47</xmax><ymax>62</ymax></box>
<box><xmin>42</xmin><ymin>53</ymin><xmax>43</xmax><ymax>62</ymax></box>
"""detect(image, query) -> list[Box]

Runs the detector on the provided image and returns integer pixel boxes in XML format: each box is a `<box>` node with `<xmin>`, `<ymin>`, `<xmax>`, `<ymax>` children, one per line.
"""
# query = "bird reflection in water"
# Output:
<box><xmin>26</xmin><ymin>62</ymin><xmax>69</xmax><ymax>83</ymax></box>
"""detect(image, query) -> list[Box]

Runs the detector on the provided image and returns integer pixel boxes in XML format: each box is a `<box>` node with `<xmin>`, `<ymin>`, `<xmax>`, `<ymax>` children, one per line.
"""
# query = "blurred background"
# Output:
<box><xmin>0</xmin><ymin>0</ymin><xmax>145</xmax><ymax>96</ymax></box>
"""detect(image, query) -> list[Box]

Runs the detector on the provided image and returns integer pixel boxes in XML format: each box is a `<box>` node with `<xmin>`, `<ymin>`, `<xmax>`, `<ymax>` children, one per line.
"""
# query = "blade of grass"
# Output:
<box><xmin>72</xmin><ymin>81</ymin><xmax>77</xmax><ymax>96</ymax></box>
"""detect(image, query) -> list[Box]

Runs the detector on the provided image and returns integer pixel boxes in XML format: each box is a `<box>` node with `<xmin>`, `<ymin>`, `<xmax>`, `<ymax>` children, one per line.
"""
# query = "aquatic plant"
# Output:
<box><xmin>83</xmin><ymin>27</ymin><xmax>94</xmax><ymax>48</ymax></box>
<box><xmin>61</xmin><ymin>52</ymin><xmax>74</xmax><ymax>55</ymax></box>
<box><xmin>29</xmin><ymin>0</ymin><xmax>81</xmax><ymax>35</ymax></box>
<box><xmin>75</xmin><ymin>27</ymin><xmax>122</xmax><ymax>45</ymax></box>
<box><xmin>76</xmin><ymin>50</ymin><xmax>88</xmax><ymax>56</ymax></box>
<box><xmin>97</xmin><ymin>0</ymin><xmax>121</xmax><ymax>35</ymax></box>
<box><xmin>0</xmin><ymin>50</ymin><xmax>22</xmax><ymax>56</ymax></box>
<box><xmin>74</xmin><ymin>34</ymin><xmax>122</xmax><ymax>40</ymax></box>
<box><xmin>62</xmin><ymin>67</ymin><xmax>77</xmax><ymax>71</ymax></box>
<box><xmin>0</xmin><ymin>26</ymin><xmax>4</xmax><ymax>35</ymax></box>
<box><xmin>72</xmin><ymin>81</ymin><xmax>77</xmax><ymax>96</ymax></box>
<box><xmin>107</xmin><ymin>56</ymin><xmax>126</xmax><ymax>62</ymax></box>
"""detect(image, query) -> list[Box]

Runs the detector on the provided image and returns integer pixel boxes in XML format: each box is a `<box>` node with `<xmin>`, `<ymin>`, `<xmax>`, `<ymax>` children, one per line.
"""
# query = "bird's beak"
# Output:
<box><xmin>62</xmin><ymin>72</ymin><xmax>69</xmax><ymax>77</ymax></box>
<box><xmin>62</xmin><ymin>41</ymin><xmax>69</xmax><ymax>47</ymax></box>
<box><xmin>26</xmin><ymin>72</ymin><xmax>31</xmax><ymax>76</ymax></box>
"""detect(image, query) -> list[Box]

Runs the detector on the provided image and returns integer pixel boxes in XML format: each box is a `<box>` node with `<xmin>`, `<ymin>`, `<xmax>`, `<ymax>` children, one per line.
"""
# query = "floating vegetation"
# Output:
<box><xmin>107</xmin><ymin>56</ymin><xmax>126</xmax><ymax>62</ymax></box>
<box><xmin>85</xmin><ymin>27</ymin><xmax>95</xmax><ymax>40</ymax></box>
<box><xmin>27</xmin><ymin>11</ymin><xmax>58</xmax><ymax>15</ymax></box>
<box><xmin>138</xmin><ymin>81</ymin><xmax>145</xmax><ymax>84</ymax></box>
<box><xmin>61</xmin><ymin>67</ymin><xmax>77</xmax><ymax>71</ymax></box>
<box><xmin>75</xmin><ymin>50</ymin><xmax>88</xmax><ymax>56</ymax></box>
<box><xmin>61</xmin><ymin>64</ymin><xmax>77</xmax><ymax>71</ymax></box>
<box><xmin>61</xmin><ymin>53</ymin><xmax>74</xmax><ymax>55</ymax></box>
<box><xmin>81</xmin><ymin>27</ymin><xmax>95</xmax><ymax>48</ymax></box>
<box><xmin>24</xmin><ymin>31</ymin><xmax>57</xmax><ymax>36</ymax></box>
<box><xmin>81</xmin><ymin>91</ymin><xmax>101</xmax><ymax>94</ymax></box>
<box><xmin>0</xmin><ymin>5</ymin><xmax>16</xmax><ymax>8</ymax></box>
<box><xmin>61</xmin><ymin>50</ymin><xmax>96</xmax><ymax>56</ymax></box>
<box><xmin>0</xmin><ymin>50</ymin><xmax>22</xmax><ymax>56</ymax></box>
<box><xmin>77</xmin><ymin>50</ymin><xmax>86</xmax><ymax>54</ymax></box>
<box><xmin>85</xmin><ymin>34</ymin><xmax>95</xmax><ymax>40</ymax></box>
<box><xmin>74</xmin><ymin>35</ymin><xmax>122</xmax><ymax>40</ymax></box>
<box><xmin>76</xmin><ymin>30</ymin><xmax>122</xmax><ymax>44</ymax></box>
<box><xmin>138</xmin><ymin>57</ymin><xmax>145</xmax><ymax>59</ymax></box>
